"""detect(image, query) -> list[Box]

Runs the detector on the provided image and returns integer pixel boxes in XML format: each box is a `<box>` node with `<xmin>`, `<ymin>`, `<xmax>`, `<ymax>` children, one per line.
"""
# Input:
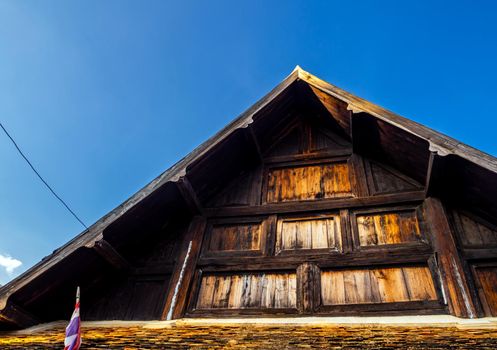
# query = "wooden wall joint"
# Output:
<box><xmin>423</xmin><ymin>197</ymin><xmax>479</xmax><ymax>318</ymax></box>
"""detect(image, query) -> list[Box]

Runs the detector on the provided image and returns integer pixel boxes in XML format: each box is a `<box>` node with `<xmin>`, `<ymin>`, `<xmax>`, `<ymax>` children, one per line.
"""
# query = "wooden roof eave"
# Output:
<box><xmin>296</xmin><ymin>68</ymin><xmax>497</xmax><ymax>173</ymax></box>
<box><xmin>0</xmin><ymin>68</ymin><xmax>301</xmax><ymax>316</ymax></box>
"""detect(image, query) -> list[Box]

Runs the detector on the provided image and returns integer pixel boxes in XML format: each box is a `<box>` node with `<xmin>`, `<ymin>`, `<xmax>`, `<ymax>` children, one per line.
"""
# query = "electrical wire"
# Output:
<box><xmin>0</xmin><ymin>121</ymin><xmax>88</xmax><ymax>230</ymax></box>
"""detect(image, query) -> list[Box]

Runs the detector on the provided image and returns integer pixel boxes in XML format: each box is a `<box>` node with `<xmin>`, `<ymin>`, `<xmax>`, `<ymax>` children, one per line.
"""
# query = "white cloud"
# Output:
<box><xmin>0</xmin><ymin>254</ymin><xmax>22</xmax><ymax>274</ymax></box>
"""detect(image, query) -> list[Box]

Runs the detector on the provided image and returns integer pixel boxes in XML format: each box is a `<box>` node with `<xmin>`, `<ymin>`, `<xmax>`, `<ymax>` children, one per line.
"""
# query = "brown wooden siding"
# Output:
<box><xmin>195</xmin><ymin>272</ymin><xmax>297</xmax><ymax>310</ymax></box>
<box><xmin>266</xmin><ymin>162</ymin><xmax>352</xmax><ymax>203</ymax></box>
<box><xmin>366</xmin><ymin>161</ymin><xmax>421</xmax><ymax>195</ymax></box>
<box><xmin>473</xmin><ymin>266</ymin><xmax>497</xmax><ymax>316</ymax></box>
<box><xmin>276</xmin><ymin>215</ymin><xmax>341</xmax><ymax>253</ymax></box>
<box><xmin>320</xmin><ymin>266</ymin><xmax>437</xmax><ymax>305</ymax></box>
<box><xmin>208</xmin><ymin>223</ymin><xmax>261</xmax><ymax>253</ymax></box>
<box><xmin>453</xmin><ymin>211</ymin><xmax>497</xmax><ymax>248</ymax></box>
<box><xmin>355</xmin><ymin>210</ymin><xmax>422</xmax><ymax>247</ymax></box>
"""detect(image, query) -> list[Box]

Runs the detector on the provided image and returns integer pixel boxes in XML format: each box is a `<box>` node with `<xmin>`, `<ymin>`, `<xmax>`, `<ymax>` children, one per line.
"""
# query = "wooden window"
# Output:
<box><xmin>275</xmin><ymin>214</ymin><xmax>342</xmax><ymax>254</ymax></box>
<box><xmin>265</xmin><ymin>161</ymin><xmax>353</xmax><ymax>203</ymax></box>
<box><xmin>352</xmin><ymin>208</ymin><xmax>423</xmax><ymax>247</ymax></box>
<box><xmin>202</xmin><ymin>218</ymin><xmax>268</xmax><ymax>257</ymax></box>
<box><xmin>320</xmin><ymin>266</ymin><xmax>437</xmax><ymax>305</ymax></box>
<box><xmin>195</xmin><ymin>272</ymin><xmax>297</xmax><ymax>310</ymax></box>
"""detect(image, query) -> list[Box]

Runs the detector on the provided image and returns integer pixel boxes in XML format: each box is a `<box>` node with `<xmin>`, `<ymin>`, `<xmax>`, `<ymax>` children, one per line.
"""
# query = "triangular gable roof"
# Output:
<box><xmin>2</xmin><ymin>66</ymin><xmax>497</xmax><ymax>327</ymax></box>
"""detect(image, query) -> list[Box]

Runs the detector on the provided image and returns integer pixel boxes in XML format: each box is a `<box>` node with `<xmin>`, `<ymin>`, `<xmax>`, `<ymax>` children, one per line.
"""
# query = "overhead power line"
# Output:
<box><xmin>0</xmin><ymin>121</ymin><xmax>88</xmax><ymax>230</ymax></box>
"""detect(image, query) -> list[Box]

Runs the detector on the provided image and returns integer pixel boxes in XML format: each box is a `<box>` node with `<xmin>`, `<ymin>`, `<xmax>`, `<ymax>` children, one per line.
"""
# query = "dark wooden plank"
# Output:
<box><xmin>349</xmin><ymin>154</ymin><xmax>369</xmax><ymax>197</ymax></box>
<box><xmin>463</xmin><ymin>248</ymin><xmax>497</xmax><ymax>260</ymax></box>
<box><xmin>473</xmin><ymin>266</ymin><xmax>497</xmax><ymax>316</ymax></box>
<box><xmin>93</xmin><ymin>239</ymin><xmax>131</xmax><ymax>271</ymax></box>
<box><xmin>0</xmin><ymin>300</ymin><xmax>39</xmax><ymax>329</ymax></box>
<box><xmin>176</xmin><ymin>177</ymin><xmax>203</xmax><ymax>215</ymax></box>
<box><xmin>422</xmin><ymin>197</ymin><xmax>479</xmax><ymax>318</ymax></box>
<box><xmin>297</xmin><ymin>263</ymin><xmax>317</xmax><ymax>313</ymax></box>
<box><xmin>198</xmin><ymin>245</ymin><xmax>433</xmax><ymax>272</ymax></box>
<box><xmin>205</xmin><ymin>191</ymin><xmax>426</xmax><ymax>217</ymax></box>
<box><xmin>161</xmin><ymin>216</ymin><xmax>207</xmax><ymax>320</ymax></box>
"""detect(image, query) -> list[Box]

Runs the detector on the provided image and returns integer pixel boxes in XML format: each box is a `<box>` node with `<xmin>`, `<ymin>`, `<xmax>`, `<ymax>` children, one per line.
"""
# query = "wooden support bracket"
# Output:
<box><xmin>93</xmin><ymin>239</ymin><xmax>131</xmax><ymax>271</ymax></box>
<box><xmin>176</xmin><ymin>176</ymin><xmax>203</xmax><ymax>215</ymax></box>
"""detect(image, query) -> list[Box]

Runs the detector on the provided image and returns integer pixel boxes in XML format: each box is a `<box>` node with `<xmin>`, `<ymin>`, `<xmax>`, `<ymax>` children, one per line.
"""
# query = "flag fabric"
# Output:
<box><xmin>64</xmin><ymin>286</ymin><xmax>81</xmax><ymax>350</ymax></box>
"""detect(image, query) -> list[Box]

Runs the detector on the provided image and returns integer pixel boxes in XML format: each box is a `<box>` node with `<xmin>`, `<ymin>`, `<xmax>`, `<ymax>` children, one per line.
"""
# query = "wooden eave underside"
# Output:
<box><xmin>1</xmin><ymin>66</ymin><xmax>497</xmax><ymax>326</ymax></box>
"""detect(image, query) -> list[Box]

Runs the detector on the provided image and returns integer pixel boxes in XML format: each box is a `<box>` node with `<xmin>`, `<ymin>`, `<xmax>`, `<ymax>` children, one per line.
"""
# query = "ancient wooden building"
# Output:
<box><xmin>1</xmin><ymin>66</ymin><xmax>497</xmax><ymax>335</ymax></box>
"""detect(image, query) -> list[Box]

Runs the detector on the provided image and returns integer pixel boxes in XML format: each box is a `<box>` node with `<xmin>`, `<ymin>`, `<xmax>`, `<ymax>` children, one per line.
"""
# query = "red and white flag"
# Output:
<box><xmin>64</xmin><ymin>286</ymin><xmax>81</xmax><ymax>350</ymax></box>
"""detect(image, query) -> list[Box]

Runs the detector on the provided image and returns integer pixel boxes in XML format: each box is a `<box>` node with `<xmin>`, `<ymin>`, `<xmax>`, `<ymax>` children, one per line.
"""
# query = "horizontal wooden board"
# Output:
<box><xmin>321</xmin><ymin>266</ymin><xmax>437</xmax><ymax>305</ymax></box>
<box><xmin>356</xmin><ymin>210</ymin><xmax>422</xmax><ymax>246</ymax></box>
<box><xmin>266</xmin><ymin>162</ymin><xmax>352</xmax><ymax>203</ymax></box>
<box><xmin>207</xmin><ymin>223</ymin><xmax>261</xmax><ymax>252</ymax></box>
<box><xmin>276</xmin><ymin>215</ymin><xmax>341</xmax><ymax>253</ymax></box>
<box><xmin>196</xmin><ymin>272</ymin><xmax>297</xmax><ymax>310</ymax></box>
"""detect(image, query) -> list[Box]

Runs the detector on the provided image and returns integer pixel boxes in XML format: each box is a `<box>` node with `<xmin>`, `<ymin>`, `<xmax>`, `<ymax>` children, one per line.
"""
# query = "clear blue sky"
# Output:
<box><xmin>0</xmin><ymin>0</ymin><xmax>496</xmax><ymax>284</ymax></box>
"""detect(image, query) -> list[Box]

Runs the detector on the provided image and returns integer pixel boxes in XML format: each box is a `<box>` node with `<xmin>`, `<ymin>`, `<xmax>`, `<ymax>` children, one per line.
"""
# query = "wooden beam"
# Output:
<box><xmin>424</xmin><ymin>151</ymin><xmax>436</xmax><ymax>196</ymax></box>
<box><xmin>422</xmin><ymin>197</ymin><xmax>479</xmax><ymax>318</ymax></box>
<box><xmin>0</xmin><ymin>300</ymin><xmax>39</xmax><ymax>329</ymax></box>
<box><xmin>198</xmin><ymin>245</ymin><xmax>433</xmax><ymax>271</ymax></box>
<box><xmin>246</xmin><ymin>127</ymin><xmax>263</xmax><ymax>163</ymax></box>
<box><xmin>93</xmin><ymin>239</ymin><xmax>131</xmax><ymax>271</ymax></box>
<box><xmin>176</xmin><ymin>176</ymin><xmax>203</xmax><ymax>215</ymax></box>
<box><xmin>132</xmin><ymin>264</ymin><xmax>175</xmax><ymax>276</ymax></box>
<box><xmin>205</xmin><ymin>191</ymin><xmax>426</xmax><ymax>218</ymax></box>
<box><xmin>297</xmin><ymin>263</ymin><xmax>320</xmax><ymax>313</ymax></box>
<box><xmin>161</xmin><ymin>216</ymin><xmax>207</xmax><ymax>320</ymax></box>
<box><xmin>425</xmin><ymin>151</ymin><xmax>450</xmax><ymax>197</ymax></box>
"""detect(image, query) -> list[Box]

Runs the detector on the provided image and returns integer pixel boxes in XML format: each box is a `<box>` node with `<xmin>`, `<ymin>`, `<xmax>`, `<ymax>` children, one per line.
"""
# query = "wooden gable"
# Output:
<box><xmin>2</xmin><ymin>67</ymin><xmax>497</xmax><ymax>329</ymax></box>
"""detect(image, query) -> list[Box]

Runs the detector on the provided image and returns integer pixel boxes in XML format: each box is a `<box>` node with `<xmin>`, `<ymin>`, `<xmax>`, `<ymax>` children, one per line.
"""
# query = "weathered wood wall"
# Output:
<box><xmin>76</xmin><ymin>105</ymin><xmax>497</xmax><ymax>321</ymax></box>
<box><xmin>170</xmin><ymin>116</ymin><xmax>462</xmax><ymax>319</ymax></box>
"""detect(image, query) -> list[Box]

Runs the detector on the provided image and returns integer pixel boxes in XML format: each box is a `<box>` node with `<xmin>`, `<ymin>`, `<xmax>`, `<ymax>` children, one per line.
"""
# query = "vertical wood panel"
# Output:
<box><xmin>356</xmin><ymin>210</ymin><xmax>422</xmax><ymax>247</ymax></box>
<box><xmin>366</xmin><ymin>161</ymin><xmax>421</xmax><ymax>195</ymax></box>
<box><xmin>277</xmin><ymin>215</ymin><xmax>341</xmax><ymax>253</ymax></box>
<box><xmin>321</xmin><ymin>266</ymin><xmax>437</xmax><ymax>305</ymax></box>
<box><xmin>266</xmin><ymin>162</ymin><xmax>353</xmax><ymax>203</ymax></box>
<box><xmin>474</xmin><ymin>267</ymin><xmax>497</xmax><ymax>316</ymax></box>
<box><xmin>196</xmin><ymin>272</ymin><xmax>297</xmax><ymax>310</ymax></box>
<box><xmin>402</xmin><ymin>266</ymin><xmax>438</xmax><ymax>301</ymax></box>
<box><xmin>206</xmin><ymin>166</ymin><xmax>262</xmax><ymax>207</ymax></box>
<box><xmin>453</xmin><ymin>211</ymin><xmax>497</xmax><ymax>247</ymax></box>
<box><xmin>208</xmin><ymin>223</ymin><xmax>261</xmax><ymax>253</ymax></box>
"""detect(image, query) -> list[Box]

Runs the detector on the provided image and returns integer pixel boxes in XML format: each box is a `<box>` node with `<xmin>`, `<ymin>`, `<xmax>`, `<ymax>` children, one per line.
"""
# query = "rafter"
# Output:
<box><xmin>176</xmin><ymin>176</ymin><xmax>203</xmax><ymax>214</ymax></box>
<box><xmin>93</xmin><ymin>239</ymin><xmax>131</xmax><ymax>271</ymax></box>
